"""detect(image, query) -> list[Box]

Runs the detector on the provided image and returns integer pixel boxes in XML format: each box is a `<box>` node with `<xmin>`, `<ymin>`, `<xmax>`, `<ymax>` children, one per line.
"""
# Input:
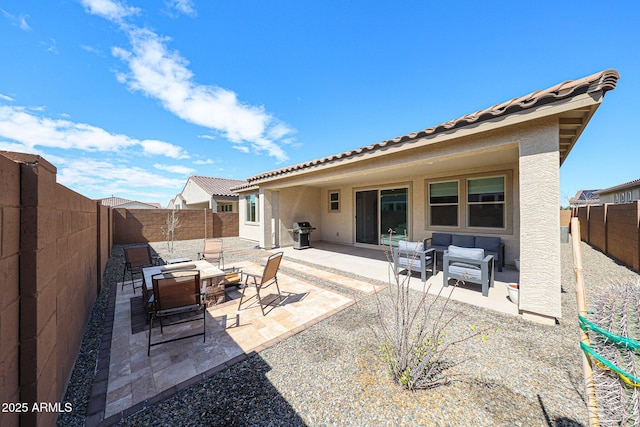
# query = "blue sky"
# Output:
<box><xmin>1</xmin><ymin>1</ymin><xmax>638</xmax><ymax>207</ymax></box>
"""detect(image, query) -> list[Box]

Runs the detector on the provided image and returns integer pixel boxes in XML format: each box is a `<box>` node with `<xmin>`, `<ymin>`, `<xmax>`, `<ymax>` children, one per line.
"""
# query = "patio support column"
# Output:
<box><xmin>518</xmin><ymin>119</ymin><xmax>561</xmax><ymax>324</ymax></box>
<box><xmin>259</xmin><ymin>188</ymin><xmax>274</xmax><ymax>249</ymax></box>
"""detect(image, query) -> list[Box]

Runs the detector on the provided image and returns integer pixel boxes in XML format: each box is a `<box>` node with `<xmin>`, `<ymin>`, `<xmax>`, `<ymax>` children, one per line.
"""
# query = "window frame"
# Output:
<box><xmin>427</xmin><ymin>180</ymin><xmax>460</xmax><ymax>228</ymax></box>
<box><xmin>466</xmin><ymin>175</ymin><xmax>506</xmax><ymax>230</ymax></box>
<box><xmin>245</xmin><ymin>193</ymin><xmax>259</xmax><ymax>223</ymax></box>
<box><xmin>328</xmin><ymin>190</ymin><xmax>341</xmax><ymax>213</ymax></box>
<box><xmin>425</xmin><ymin>170</ymin><xmax>512</xmax><ymax>235</ymax></box>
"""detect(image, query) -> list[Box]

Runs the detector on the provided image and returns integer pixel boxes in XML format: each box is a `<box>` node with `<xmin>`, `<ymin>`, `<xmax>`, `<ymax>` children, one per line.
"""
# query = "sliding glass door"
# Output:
<box><xmin>355</xmin><ymin>190</ymin><xmax>378</xmax><ymax>244</ymax></box>
<box><xmin>356</xmin><ymin>187</ymin><xmax>408</xmax><ymax>246</ymax></box>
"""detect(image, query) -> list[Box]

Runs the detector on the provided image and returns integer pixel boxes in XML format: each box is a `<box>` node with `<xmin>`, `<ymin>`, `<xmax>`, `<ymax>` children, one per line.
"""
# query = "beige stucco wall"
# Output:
<box><xmin>238</xmin><ymin>192</ymin><xmax>262</xmax><ymax>242</ymax></box>
<box><xmin>518</xmin><ymin>119</ymin><xmax>561</xmax><ymax>320</ymax></box>
<box><xmin>599</xmin><ymin>186</ymin><xmax>640</xmax><ymax>204</ymax></box>
<box><xmin>235</xmin><ymin>118</ymin><xmax>567</xmax><ymax>322</ymax></box>
<box><xmin>317</xmin><ymin>163</ymin><xmax>521</xmax><ymax>264</ymax></box>
<box><xmin>182</xmin><ymin>179</ymin><xmax>209</xmax><ymax>206</ymax></box>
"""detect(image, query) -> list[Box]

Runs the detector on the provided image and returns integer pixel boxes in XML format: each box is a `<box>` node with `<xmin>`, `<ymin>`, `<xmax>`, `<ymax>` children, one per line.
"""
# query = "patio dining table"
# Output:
<box><xmin>142</xmin><ymin>260</ymin><xmax>227</xmax><ymax>305</ymax></box>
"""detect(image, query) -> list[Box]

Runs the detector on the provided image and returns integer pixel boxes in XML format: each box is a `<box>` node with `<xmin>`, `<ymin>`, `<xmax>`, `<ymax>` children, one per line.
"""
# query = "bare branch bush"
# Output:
<box><xmin>160</xmin><ymin>210</ymin><xmax>180</xmax><ymax>254</ymax></box>
<box><xmin>372</xmin><ymin>229</ymin><xmax>492</xmax><ymax>391</ymax></box>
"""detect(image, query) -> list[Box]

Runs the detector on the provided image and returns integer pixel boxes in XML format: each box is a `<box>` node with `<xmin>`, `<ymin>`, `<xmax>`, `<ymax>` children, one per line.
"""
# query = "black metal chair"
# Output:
<box><xmin>122</xmin><ymin>245</ymin><xmax>154</xmax><ymax>294</ymax></box>
<box><xmin>148</xmin><ymin>270</ymin><xmax>206</xmax><ymax>356</ymax></box>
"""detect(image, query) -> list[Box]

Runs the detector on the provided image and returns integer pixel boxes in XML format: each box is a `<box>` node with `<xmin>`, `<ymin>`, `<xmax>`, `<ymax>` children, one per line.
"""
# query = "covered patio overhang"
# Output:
<box><xmin>234</xmin><ymin>69</ymin><xmax>619</xmax><ymax>325</ymax></box>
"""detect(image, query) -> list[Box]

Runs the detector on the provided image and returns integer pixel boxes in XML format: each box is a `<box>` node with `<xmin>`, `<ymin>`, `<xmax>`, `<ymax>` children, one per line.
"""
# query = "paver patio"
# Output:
<box><xmin>103</xmin><ymin>259</ymin><xmax>355</xmax><ymax>420</ymax></box>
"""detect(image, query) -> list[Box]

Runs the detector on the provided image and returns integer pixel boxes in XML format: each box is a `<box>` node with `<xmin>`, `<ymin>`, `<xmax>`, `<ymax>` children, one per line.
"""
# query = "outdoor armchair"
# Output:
<box><xmin>442</xmin><ymin>245</ymin><xmax>494</xmax><ymax>297</ymax></box>
<box><xmin>238</xmin><ymin>252</ymin><xmax>284</xmax><ymax>316</ymax></box>
<box><xmin>198</xmin><ymin>238</ymin><xmax>224</xmax><ymax>269</ymax></box>
<box><xmin>393</xmin><ymin>240</ymin><xmax>436</xmax><ymax>282</ymax></box>
<box><xmin>148</xmin><ymin>269</ymin><xmax>206</xmax><ymax>356</ymax></box>
<box><xmin>122</xmin><ymin>244</ymin><xmax>154</xmax><ymax>294</ymax></box>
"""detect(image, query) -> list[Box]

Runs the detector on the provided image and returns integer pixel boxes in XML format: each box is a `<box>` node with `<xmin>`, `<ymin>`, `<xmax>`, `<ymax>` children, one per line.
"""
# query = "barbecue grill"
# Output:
<box><xmin>291</xmin><ymin>221</ymin><xmax>316</xmax><ymax>249</ymax></box>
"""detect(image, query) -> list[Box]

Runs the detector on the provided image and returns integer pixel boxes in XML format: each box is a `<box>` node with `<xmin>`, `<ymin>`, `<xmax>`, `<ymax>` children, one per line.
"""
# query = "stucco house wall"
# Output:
<box><xmin>234</xmin><ymin>69</ymin><xmax>618</xmax><ymax>323</ymax></box>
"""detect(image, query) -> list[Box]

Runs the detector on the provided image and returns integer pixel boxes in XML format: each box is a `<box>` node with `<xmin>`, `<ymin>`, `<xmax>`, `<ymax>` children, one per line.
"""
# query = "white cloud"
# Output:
<box><xmin>79</xmin><ymin>0</ymin><xmax>140</xmax><ymax>22</ymax></box>
<box><xmin>0</xmin><ymin>93</ymin><xmax>14</xmax><ymax>101</ymax></box>
<box><xmin>2</xmin><ymin>9</ymin><xmax>31</xmax><ymax>31</ymax></box>
<box><xmin>153</xmin><ymin>163</ymin><xmax>195</xmax><ymax>174</ymax></box>
<box><xmin>140</xmin><ymin>139</ymin><xmax>188</xmax><ymax>158</ymax></box>
<box><xmin>193</xmin><ymin>158</ymin><xmax>216</xmax><ymax>165</ymax></box>
<box><xmin>57</xmin><ymin>158</ymin><xmax>184</xmax><ymax>195</ymax></box>
<box><xmin>232</xmin><ymin>145</ymin><xmax>250</xmax><ymax>153</ymax></box>
<box><xmin>111</xmin><ymin>26</ymin><xmax>294</xmax><ymax>162</ymax></box>
<box><xmin>168</xmin><ymin>0</ymin><xmax>196</xmax><ymax>17</ymax></box>
<box><xmin>197</xmin><ymin>134</ymin><xmax>216</xmax><ymax>140</ymax></box>
<box><xmin>19</xmin><ymin>15</ymin><xmax>30</xmax><ymax>31</ymax></box>
<box><xmin>0</xmin><ymin>105</ymin><xmax>187</xmax><ymax>158</ymax></box>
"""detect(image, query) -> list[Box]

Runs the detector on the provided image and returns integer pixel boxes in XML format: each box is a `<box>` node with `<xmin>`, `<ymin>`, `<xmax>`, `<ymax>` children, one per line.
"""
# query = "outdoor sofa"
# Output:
<box><xmin>424</xmin><ymin>232</ymin><xmax>505</xmax><ymax>271</ymax></box>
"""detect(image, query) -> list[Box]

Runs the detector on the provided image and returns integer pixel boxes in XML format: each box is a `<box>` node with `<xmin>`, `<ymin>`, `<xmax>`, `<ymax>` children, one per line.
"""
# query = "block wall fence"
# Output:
<box><xmin>0</xmin><ymin>152</ymin><xmax>111</xmax><ymax>427</ymax></box>
<box><xmin>112</xmin><ymin>208</ymin><xmax>238</xmax><ymax>244</ymax></box>
<box><xmin>574</xmin><ymin>201</ymin><xmax>640</xmax><ymax>272</ymax></box>
<box><xmin>0</xmin><ymin>151</ymin><xmax>238</xmax><ymax>426</ymax></box>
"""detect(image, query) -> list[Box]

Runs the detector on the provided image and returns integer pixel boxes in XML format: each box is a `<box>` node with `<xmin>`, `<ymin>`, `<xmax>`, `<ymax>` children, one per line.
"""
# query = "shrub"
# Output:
<box><xmin>373</xmin><ymin>231</ymin><xmax>491</xmax><ymax>390</ymax></box>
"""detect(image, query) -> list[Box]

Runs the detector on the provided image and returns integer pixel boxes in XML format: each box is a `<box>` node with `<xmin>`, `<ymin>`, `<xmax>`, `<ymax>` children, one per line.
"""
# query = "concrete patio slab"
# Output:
<box><xmin>272</xmin><ymin>241</ymin><xmax>520</xmax><ymax>317</ymax></box>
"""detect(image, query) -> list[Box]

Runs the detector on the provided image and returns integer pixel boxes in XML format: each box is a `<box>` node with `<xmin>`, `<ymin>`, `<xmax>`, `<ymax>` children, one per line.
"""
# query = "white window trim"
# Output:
<box><xmin>245</xmin><ymin>193</ymin><xmax>259</xmax><ymax>223</ymax></box>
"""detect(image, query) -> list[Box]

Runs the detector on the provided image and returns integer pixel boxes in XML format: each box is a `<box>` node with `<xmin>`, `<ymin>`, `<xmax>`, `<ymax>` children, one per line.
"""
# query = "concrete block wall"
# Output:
<box><xmin>606</xmin><ymin>202</ymin><xmax>640</xmax><ymax>271</ymax></box>
<box><xmin>575</xmin><ymin>202</ymin><xmax>640</xmax><ymax>272</ymax></box>
<box><xmin>0</xmin><ymin>154</ymin><xmax>21</xmax><ymax>427</ymax></box>
<box><xmin>588</xmin><ymin>205</ymin><xmax>607</xmax><ymax>253</ymax></box>
<box><xmin>0</xmin><ymin>152</ymin><xmax>110</xmax><ymax>427</ymax></box>
<box><xmin>113</xmin><ymin>208</ymin><xmax>238</xmax><ymax>244</ymax></box>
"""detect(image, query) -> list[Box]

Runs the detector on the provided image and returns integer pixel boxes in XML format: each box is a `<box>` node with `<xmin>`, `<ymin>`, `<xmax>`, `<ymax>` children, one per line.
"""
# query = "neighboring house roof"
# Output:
<box><xmin>569</xmin><ymin>189</ymin><xmax>600</xmax><ymax>205</ymax></box>
<box><xmin>99</xmin><ymin>197</ymin><xmax>160</xmax><ymax>209</ymax></box>
<box><xmin>188</xmin><ymin>176</ymin><xmax>247</xmax><ymax>198</ymax></box>
<box><xmin>100</xmin><ymin>196</ymin><xmax>133</xmax><ymax>207</ymax></box>
<box><xmin>596</xmin><ymin>178</ymin><xmax>640</xmax><ymax>194</ymax></box>
<box><xmin>232</xmin><ymin>69</ymin><xmax>619</xmax><ymax>192</ymax></box>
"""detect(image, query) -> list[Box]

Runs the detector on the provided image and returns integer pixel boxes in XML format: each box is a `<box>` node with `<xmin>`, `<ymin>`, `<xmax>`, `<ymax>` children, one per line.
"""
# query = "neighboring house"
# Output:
<box><xmin>173</xmin><ymin>176</ymin><xmax>246</xmax><ymax>212</ymax></box>
<box><xmin>597</xmin><ymin>178</ymin><xmax>640</xmax><ymax>204</ymax></box>
<box><xmin>568</xmin><ymin>189</ymin><xmax>601</xmax><ymax>207</ymax></box>
<box><xmin>99</xmin><ymin>196</ymin><xmax>160</xmax><ymax>209</ymax></box>
<box><xmin>233</xmin><ymin>69</ymin><xmax>619</xmax><ymax>325</ymax></box>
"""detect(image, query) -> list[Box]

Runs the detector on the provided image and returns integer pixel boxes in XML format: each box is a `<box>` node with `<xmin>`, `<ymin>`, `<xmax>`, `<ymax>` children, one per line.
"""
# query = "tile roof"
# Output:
<box><xmin>99</xmin><ymin>196</ymin><xmax>133</xmax><ymax>207</ymax></box>
<box><xmin>233</xmin><ymin>69</ymin><xmax>619</xmax><ymax>191</ymax></box>
<box><xmin>99</xmin><ymin>197</ymin><xmax>161</xmax><ymax>208</ymax></box>
<box><xmin>189</xmin><ymin>176</ymin><xmax>247</xmax><ymax>197</ymax></box>
<box><xmin>596</xmin><ymin>178</ymin><xmax>640</xmax><ymax>194</ymax></box>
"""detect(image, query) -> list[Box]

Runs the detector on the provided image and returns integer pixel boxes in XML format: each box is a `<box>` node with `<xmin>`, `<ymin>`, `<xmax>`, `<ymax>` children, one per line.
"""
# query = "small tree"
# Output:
<box><xmin>161</xmin><ymin>209</ymin><xmax>180</xmax><ymax>254</ymax></box>
<box><xmin>373</xmin><ymin>229</ymin><xmax>491</xmax><ymax>390</ymax></box>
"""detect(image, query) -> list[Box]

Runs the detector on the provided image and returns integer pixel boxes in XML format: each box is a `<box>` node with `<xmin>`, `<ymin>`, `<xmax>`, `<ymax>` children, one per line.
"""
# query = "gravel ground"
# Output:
<box><xmin>59</xmin><ymin>238</ymin><xmax>640</xmax><ymax>426</ymax></box>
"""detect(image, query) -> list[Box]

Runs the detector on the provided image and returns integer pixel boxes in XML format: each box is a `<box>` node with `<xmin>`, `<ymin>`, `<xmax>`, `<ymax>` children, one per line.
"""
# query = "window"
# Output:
<box><xmin>615</xmin><ymin>193</ymin><xmax>619</xmax><ymax>203</ymax></box>
<box><xmin>219</xmin><ymin>204</ymin><xmax>233</xmax><ymax>212</ymax></box>
<box><xmin>628</xmin><ymin>191</ymin><xmax>633</xmax><ymax>203</ymax></box>
<box><xmin>620</xmin><ymin>192</ymin><xmax>625</xmax><ymax>203</ymax></box>
<box><xmin>467</xmin><ymin>176</ymin><xmax>505</xmax><ymax>228</ymax></box>
<box><xmin>429</xmin><ymin>181</ymin><xmax>458</xmax><ymax>226</ymax></box>
<box><xmin>245</xmin><ymin>194</ymin><xmax>258</xmax><ymax>222</ymax></box>
<box><xmin>329</xmin><ymin>190</ymin><xmax>340</xmax><ymax>212</ymax></box>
